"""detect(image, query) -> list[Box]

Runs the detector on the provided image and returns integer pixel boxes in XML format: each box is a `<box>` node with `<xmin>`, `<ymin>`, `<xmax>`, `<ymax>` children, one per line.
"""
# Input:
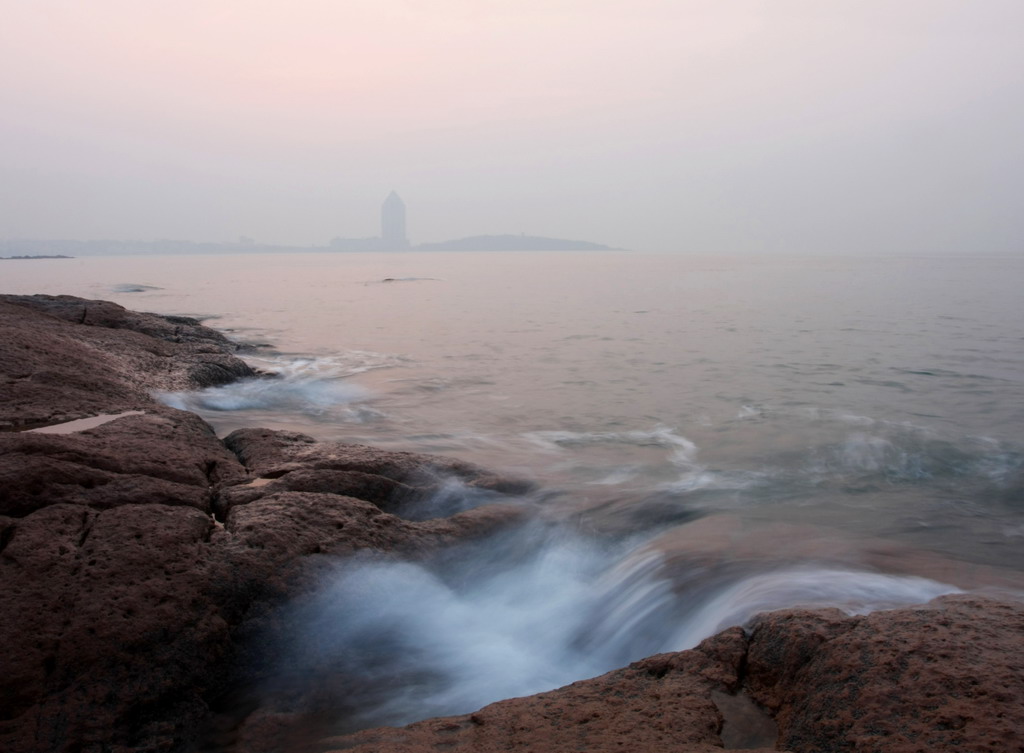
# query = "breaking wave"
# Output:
<box><xmin>525</xmin><ymin>426</ymin><xmax>699</xmax><ymax>468</ymax></box>
<box><xmin>158</xmin><ymin>353</ymin><xmax>400</xmax><ymax>419</ymax></box>
<box><xmin>267</xmin><ymin>522</ymin><xmax>959</xmax><ymax>731</ymax></box>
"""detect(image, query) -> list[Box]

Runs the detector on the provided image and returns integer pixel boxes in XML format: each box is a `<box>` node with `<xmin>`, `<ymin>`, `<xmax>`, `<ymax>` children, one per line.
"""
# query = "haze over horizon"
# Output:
<box><xmin>2</xmin><ymin>1</ymin><xmax>1022</xmax><ymax>254</ymax></box>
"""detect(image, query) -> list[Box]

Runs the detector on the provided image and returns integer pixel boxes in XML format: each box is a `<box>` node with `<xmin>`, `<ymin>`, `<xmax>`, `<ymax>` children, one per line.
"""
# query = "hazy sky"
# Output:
<box><xmin>2</xmin><ymin>0</ymin><xmax>1022</xmax><ymax>253</ymax></box>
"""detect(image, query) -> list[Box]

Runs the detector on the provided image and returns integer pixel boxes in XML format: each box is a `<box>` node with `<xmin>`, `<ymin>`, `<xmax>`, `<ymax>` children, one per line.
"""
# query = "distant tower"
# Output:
<box><xmin>381</xmin><ymin>191</ymin><xmax>408</xmax><ymax>247</ymax></box>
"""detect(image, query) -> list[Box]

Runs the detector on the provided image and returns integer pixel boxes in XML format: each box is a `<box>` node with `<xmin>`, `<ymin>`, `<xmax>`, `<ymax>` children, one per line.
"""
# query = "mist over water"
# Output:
<box><xmin>4</xmin><ymin>251</ymin><xmax>1023</xmax><ymax>730</ymax></box>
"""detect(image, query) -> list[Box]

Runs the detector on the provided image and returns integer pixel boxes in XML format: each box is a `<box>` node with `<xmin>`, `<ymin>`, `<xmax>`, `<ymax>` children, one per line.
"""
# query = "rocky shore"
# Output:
<box><xmin>1</xmin><ymin>294</ymin><xmax>1021</xmax><ymax>753</ymax></box>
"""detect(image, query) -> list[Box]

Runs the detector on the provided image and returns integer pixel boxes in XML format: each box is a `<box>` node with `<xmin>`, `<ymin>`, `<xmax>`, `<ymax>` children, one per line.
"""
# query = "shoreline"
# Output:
<box><xmin>1</xmin><ymin>294</ymin><xmax>1022</xmax><ymax>752</ymax></box>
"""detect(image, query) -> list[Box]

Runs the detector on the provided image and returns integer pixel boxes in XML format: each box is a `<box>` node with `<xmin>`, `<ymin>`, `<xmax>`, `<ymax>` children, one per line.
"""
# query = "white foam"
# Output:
<box><xmin>157</xmin><ymin>354</ymin><xmax>388</xmax><ymax>417</ymax></box>
<box><xmin>243</xmin><ymin>351</ymin><xmax>406</xmax><ymax>379</ymax></box>
<box><xmin>736</xmin><ymin>404</ymin><xmax>763</xmax><ymax>420</ymax></box>
<box><xmin>159</xmin><ymin>377</ymin><xmax>367</xmax><ymax>414</ymax></box>
<box><xmin>525</xmin><ymin>426</ymin><xmax>700</xmax><ymax>468</ymax></box>
<box><xmin>275</xmin><ymin>529</ymin><xmax>959</xmax><ymax>729</ymax></box>
<box><xmin>667</xmin><ymin>567</ymin><xmax>960</xmax><ymax>650</ymax></box>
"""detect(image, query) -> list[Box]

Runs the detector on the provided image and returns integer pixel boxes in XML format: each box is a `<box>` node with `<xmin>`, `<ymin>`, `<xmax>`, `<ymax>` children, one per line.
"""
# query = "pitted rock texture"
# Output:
<box><xmin>746</xmin><ymin>595</ymin><xmax>1024</xmax><ymax>752</ymax></box>
<box><xmin>0</xmin><ymin>294</ymin><xmax>256</xmax><ymax>428</ymax></box>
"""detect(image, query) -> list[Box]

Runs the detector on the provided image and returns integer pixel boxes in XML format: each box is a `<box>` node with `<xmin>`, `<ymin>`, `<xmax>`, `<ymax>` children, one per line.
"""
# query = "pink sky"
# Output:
<box><xmin>2</xmin><ymin>0</ymin><xmax>1022</xmax><ymax>252</ymax></box>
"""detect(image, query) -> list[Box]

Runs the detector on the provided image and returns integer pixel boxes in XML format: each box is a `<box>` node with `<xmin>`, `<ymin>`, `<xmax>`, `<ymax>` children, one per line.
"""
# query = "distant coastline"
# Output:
<box><xmin>0</xmin><ymin>254</ymin><xmax>74</xmax><ymax>260</ymax></box>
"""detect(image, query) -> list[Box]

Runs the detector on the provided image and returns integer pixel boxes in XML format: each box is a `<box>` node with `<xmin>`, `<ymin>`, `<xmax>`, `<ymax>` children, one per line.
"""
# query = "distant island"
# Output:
<box><xmin>415</xmin><ymin>235</ymin><xmax>615</xmax><ymax>251</ymax></box>
<box><xmin>331</xmin><ymin>193</ymin><xmax>618</xmax><ymax>252</ymax></box>
<box><xmin>0</xmin><ymin>254</ymin><xmax>74</xmax><ymax>260</ymax></box>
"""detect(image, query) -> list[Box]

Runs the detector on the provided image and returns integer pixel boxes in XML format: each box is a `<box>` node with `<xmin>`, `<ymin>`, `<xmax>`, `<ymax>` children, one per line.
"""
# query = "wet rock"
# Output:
<box><xmin>216</xmin><ymin>467</ymin><xmax>418</xmax><ymax>517</ymax></box>
<box><xmin>1</xmin><ymin>293</ymin><xmax>241</xmax><ymax>351</ymax></box>
<box><xmin>218</xmin><ymin>428</ymin><xmax>535</xmax><ymax>521</ymax></box>
<box><xmin>224</xmin><ymin>491</ymin><xmax>527</xmax><ymax>573</ymax></box>
<box><xmin>0</xmin><ymin>503</ymin><xmax>235</xmax><ymax>753</ymax></box>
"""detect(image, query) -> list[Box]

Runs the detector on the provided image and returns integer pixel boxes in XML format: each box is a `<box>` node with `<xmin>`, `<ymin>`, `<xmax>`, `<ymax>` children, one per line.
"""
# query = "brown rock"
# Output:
<box><xmin>0</xmin><ymin>294</ymin><xmax>255</xmax><ymax>428</ymax></box>
<box><xmin>272</xmin><ymin>595</ymin><xmax>1024</xmax><ymax>753</ymax></box>
<box><xmin>223</xmin><ymin>428</ymin><xmax>534</xmax><ymax>496</ymax></box>
<box><xmin>0</xmin><ymin>296</ymin><xmax>534</xmax><ymax>753</ymax></box>
<box><xmin>216</xmin><ymin>428</ymin><xmax>535</xmax><ymax>524</ymax></box>
<box><xmin>227</xmin><ymin>490</ymin><xmax>520</xmax><ymax>560</ymax></box>
<box><xmin>215</xmin><ymin>467</ymin><xmax>418</xmax><ymax>519</ymax></box>
<box><xmin>746</xmin><ymin>595</ymin><xmax>1024</xmax><ymax>752</ymax></box>
<box><xmin>0</xmin><ymin>502</ymin><xmax>235</xmax><ymax>752</ymax></box>
<box><xmin>0</xmin><ymin>410</ymin><xmax>245</xmax><ymax>517</ymax></box>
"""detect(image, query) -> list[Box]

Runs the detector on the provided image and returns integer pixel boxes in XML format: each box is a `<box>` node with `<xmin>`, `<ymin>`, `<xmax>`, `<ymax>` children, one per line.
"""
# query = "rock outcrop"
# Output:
<box><xmin>0</xmin><ymin>295</ymin><xmax>256</xmax><ymax>429</ymax></box>
<box><xmin>0</xmin><ymin>295</ymin><xmax>531</xmax><ymax>753</ymax></box>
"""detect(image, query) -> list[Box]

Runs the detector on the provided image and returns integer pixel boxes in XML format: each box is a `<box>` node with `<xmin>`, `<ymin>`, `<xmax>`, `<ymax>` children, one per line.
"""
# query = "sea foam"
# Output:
<box><xmin>268</xmin><ymin>522</ymin><xmax>959</xmax><ymax>730</ymax></box>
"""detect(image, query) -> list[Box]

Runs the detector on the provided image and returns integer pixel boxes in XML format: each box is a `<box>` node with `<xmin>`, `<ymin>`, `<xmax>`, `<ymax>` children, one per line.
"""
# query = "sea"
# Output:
<box><xmin>4</xmin><ymin>250</ymin><xmax>1023</xmax><ymax>729</ymax></box>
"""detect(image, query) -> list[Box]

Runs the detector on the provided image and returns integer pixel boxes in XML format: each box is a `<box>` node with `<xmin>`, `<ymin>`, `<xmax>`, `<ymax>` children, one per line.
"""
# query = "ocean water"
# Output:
<box><xmin>5</xmin><ymin>251</ymin><xmax>1024</xmax><ymax>728</ymax></box>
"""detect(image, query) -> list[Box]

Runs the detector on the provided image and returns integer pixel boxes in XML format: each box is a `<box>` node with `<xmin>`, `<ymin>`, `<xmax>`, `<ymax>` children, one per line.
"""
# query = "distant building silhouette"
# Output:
<box><xmin>381</xmin><ymin>191</ymin><xmax>408</xmax><ymax>248</ymax></box>
<box><xmin>326</xmin><ymin>191</ymin><xmax>615</xmax><ymax>252</ymax></box>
